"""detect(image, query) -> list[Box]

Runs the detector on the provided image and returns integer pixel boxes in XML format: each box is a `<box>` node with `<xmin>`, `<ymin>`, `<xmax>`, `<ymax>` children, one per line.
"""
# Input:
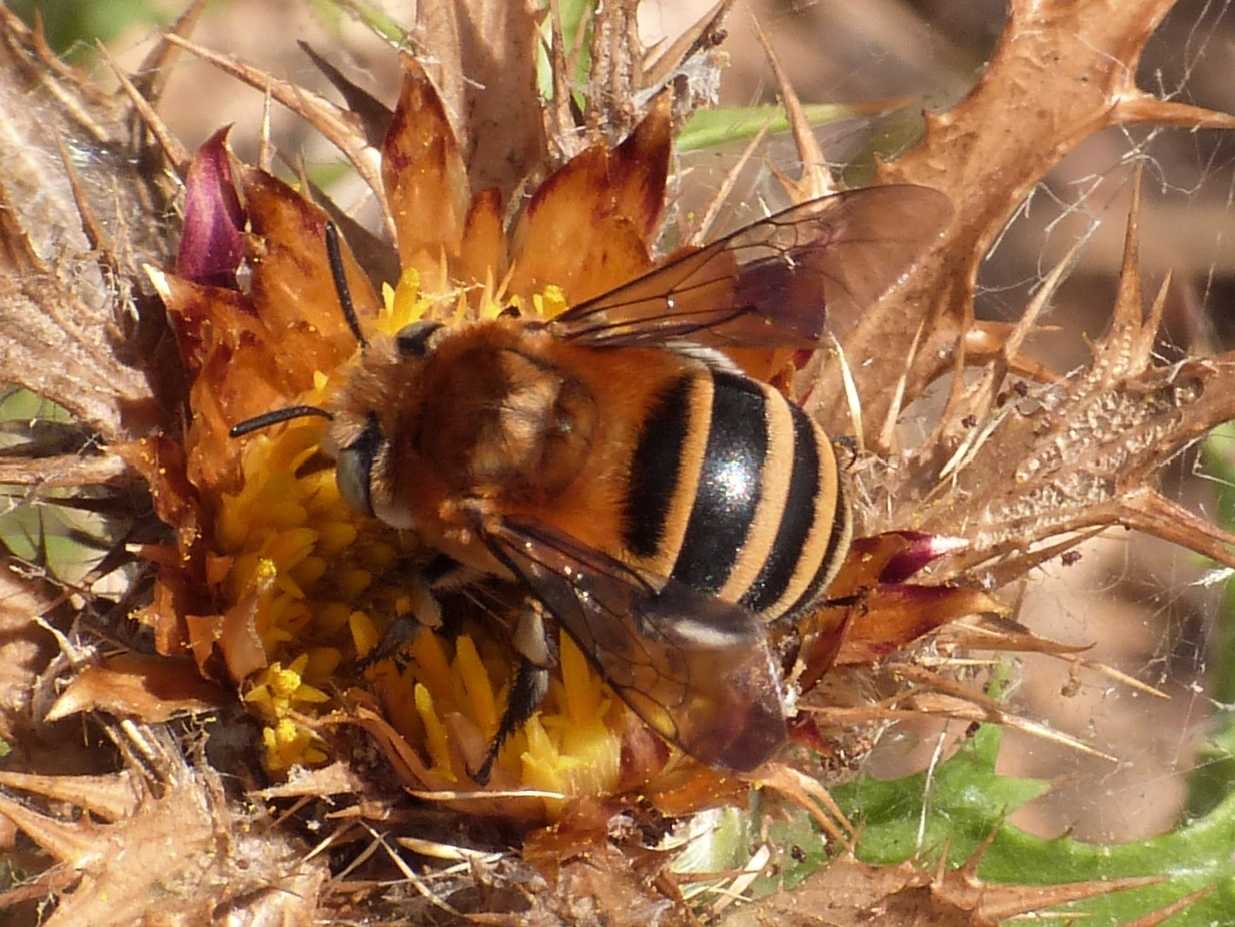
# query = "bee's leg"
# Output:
<box><xmin>357</xmin><ymin>566</ymin><xmax>456</xmax><ymax>670</ymax></box>
<box><xmin>472</xmin><ymin>601</ymin><xmax>550</xmax><ymax>785</ymax></box>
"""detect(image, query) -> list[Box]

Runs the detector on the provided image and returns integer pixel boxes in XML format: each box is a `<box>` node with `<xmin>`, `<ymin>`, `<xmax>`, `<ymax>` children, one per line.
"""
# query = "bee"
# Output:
<box><xmin>232</xmin><ymin>184</ymin><xmax>951</xmax><ymax>780</ymax></box>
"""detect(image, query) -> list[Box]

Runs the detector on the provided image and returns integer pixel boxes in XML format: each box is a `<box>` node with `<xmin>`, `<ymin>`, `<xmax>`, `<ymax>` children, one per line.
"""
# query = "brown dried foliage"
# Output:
<box><xmin>1</xmin><ymin>0</ymin><xmax>1234</xmax><ymax>924</ymax></box>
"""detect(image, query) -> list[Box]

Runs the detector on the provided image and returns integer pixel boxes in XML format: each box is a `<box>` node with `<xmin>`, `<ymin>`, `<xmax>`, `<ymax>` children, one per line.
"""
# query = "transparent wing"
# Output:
<box><xmin>549</xmin><ymin>184</ymin><xmax>951</xmax><ymax>348</ymax></box>
<box><xmin>482</xmin><ymin>516</ymin><xmax>786</xmax><ymax>771</ymax></box>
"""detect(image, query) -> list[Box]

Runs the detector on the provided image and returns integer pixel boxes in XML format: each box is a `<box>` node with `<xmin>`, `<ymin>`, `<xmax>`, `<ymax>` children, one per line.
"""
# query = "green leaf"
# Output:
<box><xmin>0</xmin><ymin>386</ymin><xmax>73</xmax><ymax>426</ymax></box>
<box><xmin>1189</xmin><ymin>714</ymin><xmax>1235</xmax><ymax>821</ymax></box>
<box><xmin>321</xmin><ymin>0</ymin><xmax>405</xmax><ymax>45</ymax></box>
<box><xmin>0</xmin><ymin>388</ymin><xmax>132</xmax><ymax>590</ymax></box>
<box><xmin>833</xmin><ymin>725</ymin><xmax>1048</xmax><ymax>864</ymax></box>
<box><xmin>676</xmin><ymin>102</ymin><xmax>908</xmax><ymax>154</ymax></box>
<box><xmin>1188</xmin><ymin>422</ymin><xmax>1235</xmax><ymax>817</ymax></box>
<box><xmin>670</xmin><ymin>807</ymin><xmax>749</xmax><ymax>891</ymax></box>
<box><xmin>9</xmin><ymin>0</ymin><xmax>163</xmax><ymax>60</ymax></box>
<box><xmin>535</xmin><ymin>0</ymin><xmax>595</xmax><ymax>106</ymax></box>
<box><xmin>803</xmin><ymin>724</ymin><xmax>1235</xmax><ymax>925</ymax></box>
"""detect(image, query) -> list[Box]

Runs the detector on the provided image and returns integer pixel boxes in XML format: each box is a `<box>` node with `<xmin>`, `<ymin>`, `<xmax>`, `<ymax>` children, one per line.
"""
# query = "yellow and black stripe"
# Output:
<box><xmin>624</xmin><ymin>366</ymin><xmax>851</xmax><ymax>621</ymax></box>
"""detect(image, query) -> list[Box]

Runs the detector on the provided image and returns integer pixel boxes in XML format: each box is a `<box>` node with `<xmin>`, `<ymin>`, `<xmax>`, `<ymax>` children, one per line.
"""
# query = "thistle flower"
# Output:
<box><xmin>4</xmin><ymin>2</ymin><xmax>1235</xmax><ymax>924</ymax></box>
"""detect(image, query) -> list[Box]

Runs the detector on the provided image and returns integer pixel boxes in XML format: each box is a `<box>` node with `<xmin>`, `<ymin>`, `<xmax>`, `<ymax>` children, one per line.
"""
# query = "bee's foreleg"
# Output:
<box><xmin>472</xmin><ymin>601</ymin><xmax>550</xmax><ymax>785</ymax></box>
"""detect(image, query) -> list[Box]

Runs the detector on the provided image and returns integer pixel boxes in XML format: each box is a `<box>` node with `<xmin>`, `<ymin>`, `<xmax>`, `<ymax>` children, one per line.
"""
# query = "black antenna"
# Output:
<box><xmin>324</xmin><ymin>221</ymin><xmax>368</xmax><ymax>348</ymax></box>
<box><xmin>229</xmin><ymin>405</ymin><xmax>333</xmax><ymax>438</ymax></box>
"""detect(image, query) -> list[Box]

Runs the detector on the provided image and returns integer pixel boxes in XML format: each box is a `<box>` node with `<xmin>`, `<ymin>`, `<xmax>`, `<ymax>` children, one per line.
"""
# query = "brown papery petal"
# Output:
<box><xmin>114</xmin><ymin>435</ymin><xmax>201</xmax><ymax>557</ymax></box>
<box><xmin>382</xmin><ymin>56</ymin><xmax>470</xmax><ymax>293</ymax></box>
<box><xmin>240</xmin><ymin>166</ymin><xmax>379</xmax><ymax>384</ymax></box>
<box><xmin>185</xmin><ymin>342</ymin><xmax>289</xmax><ymax>494</ymax></box>
<box><xmin>131</xmin><ymin>574</ymin><xmax>192</xmax><ymax>658</ymax></box>
<box><xmin>185</xmin><ymin>614</ymin><xmax>224</xmax><ymax>677</ymax></box>
<box><xmin>45</xmin><ymin>654</ymin><xmax>226</xmax><ymax>723</ymax></box>
<box><xmin>641</xmin><ymin>765</ymin><xmax>747</xmax><ymax>818</ymax></box>
<box><xmin>836</xmin><ymin>583</ymin><xmax>1006</xmax><ymax>665</ymax></box>
<box><xmin>152</xmin><ymin>269</ymin><xmax>262</xmax><ymax>380</ymax></box>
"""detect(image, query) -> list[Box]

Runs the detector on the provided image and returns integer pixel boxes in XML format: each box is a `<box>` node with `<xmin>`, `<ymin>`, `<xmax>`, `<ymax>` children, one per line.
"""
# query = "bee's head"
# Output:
<box><xmin>320</xmin><ymin>318</ymin><xmax>445</xmax><ymax>526</ymax></box>
<box><xmin>228</xmin><ymin>222</ymin><xmax>447</xmax><ymax>529</ymax></box>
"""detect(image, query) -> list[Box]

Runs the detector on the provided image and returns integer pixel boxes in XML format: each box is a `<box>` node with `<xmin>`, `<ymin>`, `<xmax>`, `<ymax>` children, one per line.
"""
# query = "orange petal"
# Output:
<box><xmin>131</xmin><ymin>573</ymin><xmax>192</xmax><ymax>658</ymax></box>
<box><xmin>521</xmin><ymin>798</ymin><xmax>627</xmax><ymax>877</ymax></box>
<box><xmin>382</xmin><ymin>56</ymin><xmax>470</xmax><ymax>292</ymax></box>
<box><xmin>220</xmin><ymin>586</ymin><xmax>268</xmax><ymax>683</ymax></box>
<box><xmin>185</xmin><ymin>613</ymin><xmax>224</xmax><ymax>676</ymax></box>
<box><xmin>186</xmin><ymin>345</ymin><xmax>290</xmax><ymax>495</ymax></box>
<box><xmin>560</xmin><ymin>216</ymin><xmax>653</xmax><ymax>304</ymax></box>
<box><xmin>508</xmin><ymin>187</ymin><xmax>652</xmax><ymax>304</ymax></box>
<box><xmin>506</xmin><ymin>98</ymin><xmax>671</xmax><ymax>302</ymax></box>
<box><xmin>240</xmin><ymin>165</ymin><xmax>379</xmax><ymax>381</ymax></box>
<box><xmin>642</xmin><ymin>765</ymin><xmax>747</xmax><ymax>817</ymax></box>
<box><xmin>150</xmin><ymin>271</ymin><xmax>290</xmax><ymax>493</ymax></box>
<box><xmin>794</xmin><ymin>605</ymin><xmax>852</xmax><ymax>696</ymax></box>
<box><xmin>836</xmin><ymin>583</ymin><xmax>1006</xmax><ymax>664</ymax></box>
<box><xmin>114</xmin><ymin>435</ymin><xmax>201</xmax><ymax>556</ymax></box>
<box><xmin>153</xmin><ymin>269</ymin><xmax>268</xmax><ymax>381</ymax></box>
<box><xmin>725</xmin><ymin>346</ymin><xmax>796</xmax><ymax>384</ymax></box>
<box><xmin>45</xmin><ymin>654</ymin><xmax>226</xmax><ymax>723</ymax></box>
<box><xmin>605</xmin><ymin>91</ymin><xmax>672</xmax><ymax>241</ymax></box>
<box><xmin>458</xmin><ymin>187</ymin><xmax>506</xmax><ymax>286</ymax></box>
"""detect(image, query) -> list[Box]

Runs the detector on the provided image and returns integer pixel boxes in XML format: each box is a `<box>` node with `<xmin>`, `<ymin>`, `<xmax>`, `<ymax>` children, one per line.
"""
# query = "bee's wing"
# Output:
<box><xmin>549</xmin><ymin>184</ymin><xmax>951</xmax><ymax>349</ymax></box>
<box><xmin>482</xmin><ymin>516</ymin><xmax>786</xmax><ymax>771</ymax></box>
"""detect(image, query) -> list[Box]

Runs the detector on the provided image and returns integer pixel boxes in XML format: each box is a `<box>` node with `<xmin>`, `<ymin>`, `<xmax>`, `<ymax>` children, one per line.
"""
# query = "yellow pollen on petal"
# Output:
<box><xmin>254</xmin><ymin>557</ymin><xmax>278</xmax><ymax>585</ymax></box>
<box><xmin>532</xmin><ymin>284</ymin><xmax>568</xmax><ymax>319</ymax></box>
<box><xmin>414</xmin><ymin>683</ymin><xmax>455</xmax><ymax>780</ymax></box>
<box><xmin>339</xmin><ymin>568</ymin><xmax>372</xmax><ymax>597</ymax></box>
<box><xmin>561</xmin><ymin>633</ymin><xmax>603</xmax><ymax>724</ymax></box>
<box><xmin>316</xmin><ymin>521</ymin><xmax>359</xmax><ymax>555</ymax></box>
<box><xmin>260</xmin><ymin>717</ymin><xmax>322</xmax><ymax>772</ymax></box>
<box><xmin>315</xmin><ymin>601</ymin><xmax>352</xmax><ymax>634</ymax></box>
<box><xmin>349</xmin><ymin>610</ymin><xmax>381</xmax><ymax>658</ymax></box>
<box><xmin>304</xmin><ymin>646</ymin><xmax>341</xmax><ymax>679</ymax></box>
<box><xmin>408</xmin><ymin>626</ymin><xmax>453</xmax><ymax>699</ymax></box>
<box><xmin>453</xmin><ymin>635</ymin><xmax>498</xmax><ymax>736</ymax></box>
<box><xmin>269</xmin><ymin>663</ymin><xmax>303</xmax><ymax>699</ymax></box>
<box><xmin>386</xmin><ymin>266</ymin><xmax>425</xmax><ymax>329</ymax></box>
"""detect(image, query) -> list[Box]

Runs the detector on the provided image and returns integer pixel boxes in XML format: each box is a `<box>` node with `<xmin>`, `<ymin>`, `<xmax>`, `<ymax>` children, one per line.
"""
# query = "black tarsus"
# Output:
<box><xmin>472</xmin><ymin>656</ymin><xmax>549</xmax><ymax>785</ymax></box>
<box><xmin>324</xmin><ymin>221</ymin><xmax>368</xmax><ymax>348</ymax></box>
<box><xmin>228</xmin><ymin>404</ymin><xmax>333</xmax><ymax>437</ymax></box>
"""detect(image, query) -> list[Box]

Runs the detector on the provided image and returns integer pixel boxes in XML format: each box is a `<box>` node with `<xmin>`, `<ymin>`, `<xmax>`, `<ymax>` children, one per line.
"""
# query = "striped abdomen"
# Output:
<box><xmin>624</xmin><ymin>367</ymin><xmax>851</xmax><ymax>621</ymax></box>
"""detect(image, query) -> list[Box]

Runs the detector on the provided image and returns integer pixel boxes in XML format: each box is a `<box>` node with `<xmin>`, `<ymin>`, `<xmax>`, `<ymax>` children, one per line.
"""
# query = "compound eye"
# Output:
<box><xmin>336</xmin><ymin>414</ymin><xmax>382</xmax><ymax>516</ymax></box>
<box><xmin>395</xmin><ymin>320</ymin><xmax>444</xmax><ymax>357</ymax></box>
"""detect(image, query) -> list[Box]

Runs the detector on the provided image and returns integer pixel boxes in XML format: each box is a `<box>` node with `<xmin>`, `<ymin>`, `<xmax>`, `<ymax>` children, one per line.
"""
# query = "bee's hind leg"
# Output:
<box><xmin>472</xmin><ymin>601</ymin><xmax>550</xmax><ymax>785</ymax></box>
